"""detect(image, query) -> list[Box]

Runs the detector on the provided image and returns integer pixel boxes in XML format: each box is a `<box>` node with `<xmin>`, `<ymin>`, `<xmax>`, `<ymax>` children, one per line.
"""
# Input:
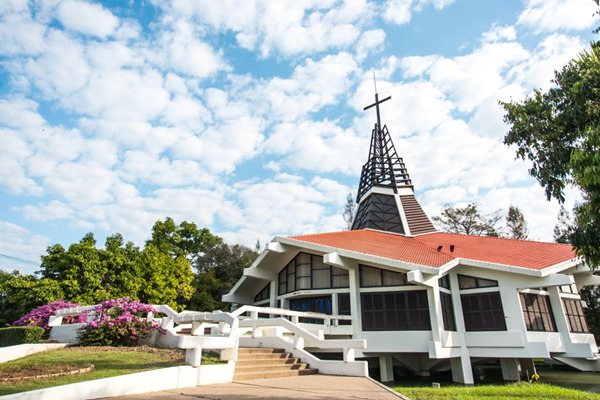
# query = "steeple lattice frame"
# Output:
<box><xmin>356</xmin><ymin>123</ymin><xmax>412</xmax><ymax>202</ymax></box>
<box><xmin>351</xmin><ymin>89</ymin><xmax>436</xmax><ymax>236</ymax></box>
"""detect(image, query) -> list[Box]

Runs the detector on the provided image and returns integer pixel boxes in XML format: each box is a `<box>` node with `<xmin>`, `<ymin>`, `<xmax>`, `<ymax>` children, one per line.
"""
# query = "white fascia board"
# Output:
<box><xmin>279</xmin><ymin>236</ymin><xmax>441</xmax><ymax>276</ymax></box>
<box><xmin>539</xmin><ymin>257</ymin><xmax>584</xmax><ymax>277</ymax></box>
<box><xmin>451</xmin><ymin>258</ymin><xmax>543</xmax><ymax>277</ymax></box>
<box><xmin>224</xmin><ymin>274</ymin><xmax>249</xmax><ymax>300</ymax></box>
<box><xmin>575</xmin><ymin>274</ymin><xmax>600</xmax><ymax>287</ymax></box>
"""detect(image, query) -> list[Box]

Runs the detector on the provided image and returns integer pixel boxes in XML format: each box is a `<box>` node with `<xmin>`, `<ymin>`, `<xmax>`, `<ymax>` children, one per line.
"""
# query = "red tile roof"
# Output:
<box><xmin>287</xmin><ymin>229</ymin><xmax>578</xmax><ymax>271</ymax></box>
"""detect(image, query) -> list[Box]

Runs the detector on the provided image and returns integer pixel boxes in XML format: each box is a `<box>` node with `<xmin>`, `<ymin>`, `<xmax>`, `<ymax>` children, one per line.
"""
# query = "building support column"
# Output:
<box><xmin>379</xmin><ymin>354</ymin><xmax>394</xmax><ymax>383</ymax></box>
<box><xmin>450</xmin><ymin>354</ymin><xmax>474</xmax><ymax>385</ymax></box>
<box><xmin>519</xmin><ymin>358</ymin><xmax>536</xmax><ymax>379</ymax></box>
<box><xmin>500</xmin><ymin>358</ymin><xmax>520</xmax><ymax>382</ymax></box>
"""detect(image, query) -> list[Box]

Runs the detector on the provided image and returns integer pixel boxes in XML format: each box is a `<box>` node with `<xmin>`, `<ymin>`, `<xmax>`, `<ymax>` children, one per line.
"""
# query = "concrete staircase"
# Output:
<box><xmin>233</xmin><ymin>348</ymin><xmax>318</xmax><ymax>381</ymax></box>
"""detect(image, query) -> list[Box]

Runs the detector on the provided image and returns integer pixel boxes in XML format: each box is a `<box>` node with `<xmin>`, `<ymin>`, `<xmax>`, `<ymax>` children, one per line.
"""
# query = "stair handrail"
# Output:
<box><xmin>231</xmin><ymin>305</ymin><xmax>352</xmax><ymax>326</ymax></box>
<box><xmin>239</xmin><ymin>316</ymin><xmax>365</xmax><ymax>363</ymax></box>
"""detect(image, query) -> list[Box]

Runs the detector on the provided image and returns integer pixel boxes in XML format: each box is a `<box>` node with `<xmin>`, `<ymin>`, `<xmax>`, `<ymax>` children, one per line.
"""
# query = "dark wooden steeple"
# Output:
<box><xmin>351</xmin><ymin>90</ymin><xmax>436</xmax><ymax>236</ymax></box>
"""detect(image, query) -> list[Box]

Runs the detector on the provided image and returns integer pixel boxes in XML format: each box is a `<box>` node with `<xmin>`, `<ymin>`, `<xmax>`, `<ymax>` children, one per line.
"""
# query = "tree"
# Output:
<box><xmin>506</xmin><ymin>205</ymin><xmax>529</xmax><ymax>240</ymax></box>
<box><xmin>554</xmin><ymin>206</ymin><xmax>574</xmax><ymax>244</ymax></box>
<box><xmin>343</xmin><ymin>192</ymin><xmax>356</xmax><ymax>230</ymax></box>
<box><xmin>146</xmin><ymin>217</ymin><xmax>220</xmax><ymax>263</ymax></box>
<box><xmin>432</xmin><ymin>203</ymin><xmax>502</xmax><ymax>237</ymax></box>
<box><xmin>0</xmin><ymin>270</ymin><xmax>63</xmax><ymax>326</ymax></box>
<box><xmin>501</xmin><ymin>42</ymin><xmax>600</xmax><ymax>267</ymax></box>
<box><xmin>190</xmin><ymin>242</ymin><xmax>258</xmax><ymax>311</ymax></box>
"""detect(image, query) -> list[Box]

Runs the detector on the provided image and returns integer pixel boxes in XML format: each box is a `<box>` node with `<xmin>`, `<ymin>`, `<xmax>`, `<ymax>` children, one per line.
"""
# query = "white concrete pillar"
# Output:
<box><xmin>427</xmin><ymin>284</ymin><xmax>443</xmax><ymax>342</ymax></box>
<box><xmin>379</xmin><ymin>354</ymin><xmax>394</xmax><ymax>383</ymax></box>
<box><xmin>348</xmin><ymin>264</ymin><xmax>361</xmax><ymax>338</ymax></box>
<box><xmin>500</xmin><ymin>358</ymin><xmax>520</xmax><ymax>382</ymax></box>
<box><xmin>519</xmin><ymin>358</ymin><xmax>536</xmax><ymax>379</ymax></box>
<box><xmin>269</xmin><ymin>280</ymin><xmax>277</xmax><ymax>308</ymax></box>
<box><xmin>450</xmin><ymin>354</ymin><xmax>474</xmax><ymax>385</ymax></box>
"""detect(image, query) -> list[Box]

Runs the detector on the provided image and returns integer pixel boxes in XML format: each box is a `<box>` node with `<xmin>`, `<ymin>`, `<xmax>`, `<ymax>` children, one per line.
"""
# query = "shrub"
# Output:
<box><xmin>12</xmin><ymin>301</ymin><xmax>87</xmax><ymax>331</ymax></box>
<box><xmin>0</xmin><ymin>326</ymin><xmax>44</xmax><ymax>346</ymax></box>
<box><xmin>78</xmin><ymin>297</ymin><xmax>163</xmax><ymax>346</ymax></box>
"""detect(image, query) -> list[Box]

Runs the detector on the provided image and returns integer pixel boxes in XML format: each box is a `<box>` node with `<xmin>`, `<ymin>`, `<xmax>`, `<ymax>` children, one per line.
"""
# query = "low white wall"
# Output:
<box><xmin>1</xmin><ymin>363</ymin><xmax>235</xmax><ymax>400</ymax></box>
<box><xmin>49</xmin><ymin>324</ymin><xmax>85</xmax><ymax>343</ymax></box>
<box><xmin>0</xmin><ymin>343</ymin><xmax>68</xmax><ymax>364</ymax></box>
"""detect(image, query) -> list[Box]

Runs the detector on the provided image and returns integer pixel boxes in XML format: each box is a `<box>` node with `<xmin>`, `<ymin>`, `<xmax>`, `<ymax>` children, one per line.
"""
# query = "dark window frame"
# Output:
<box><xmin>460</xmin><ymin>291</ymin><xmax>507</xmax><ymax>331</ymax></box>
<box><xmin>440</xmin><ymin>292</ymin><xmax>456</xmax><ymax>331</ymax></box>
<box><xmin>519</xmin><ymin>292</ymin><xmax>557</xmax><ymax>332</ymax></box>
<box><xmin>254</xmin><ymin>282</ymin><xmax>271</xmax><ymax>303</ymax></box>
<box><xmin>563</xmin><ymin>298</ymin><xmax>589</xmax><ymax>333</ymax></box>
<box><xmin>278</xmin><ymin>252</ymin><xmax>350</xmax><ymax>295</ymax></box>
<box><xmin>361</xmin><ymin>290</ymin><xmax>431</xmax><ymax>331</ymax></box>
<box><xmin>458</xmin><ymin>274</ymin><xmax>498</xmax><ymax>290</ymax></box>
<box><xmin>359</xmin><ymin>264</ymin><xmax>411</xmax><ymax>288</ymax></box>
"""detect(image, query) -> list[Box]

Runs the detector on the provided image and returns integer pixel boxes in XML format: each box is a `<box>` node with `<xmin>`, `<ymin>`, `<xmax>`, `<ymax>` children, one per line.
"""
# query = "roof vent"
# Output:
<box><xmin>437</xmin><ymin>245</ymin><xmax>443</xmax><ymax>252</ymax></box>
<box><xmin>450</xmin><ymin>245</ymin><xmax>455</xmax><ymax>252</ymax></box>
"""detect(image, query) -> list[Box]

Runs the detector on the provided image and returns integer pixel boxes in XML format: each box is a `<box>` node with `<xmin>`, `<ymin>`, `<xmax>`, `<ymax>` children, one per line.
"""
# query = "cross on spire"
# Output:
<box><xmin>363</xmin><ymin>75</ymin><xmax>391</xmax><ymax>133</ymax></box>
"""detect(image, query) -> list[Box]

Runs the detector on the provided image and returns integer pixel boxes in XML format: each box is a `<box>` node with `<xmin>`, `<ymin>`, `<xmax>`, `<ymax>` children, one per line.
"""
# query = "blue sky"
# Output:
<box><xmin>0</xmin><ymin>0</ymin><xmax>597</xmax><ymax>275</ymax></box>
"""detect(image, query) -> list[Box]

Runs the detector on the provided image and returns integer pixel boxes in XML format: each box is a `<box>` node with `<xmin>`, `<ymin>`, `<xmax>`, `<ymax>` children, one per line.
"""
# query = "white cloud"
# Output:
<box><xmin>161</xmin><ymin>0</ymin><xmax>369</xmax><ymax>57</ymax></box>
<box><xmin>356</xmin><ymin>29</ymin><xmax>386</xmax><ymax>60</ymax></box>
<box><xmin>0</xmin><ymin>221</ymin><xmax>49</xmax><ymax>274</ymax></box>
<box><xmin>151</xmin><ymin>19</ymin><xmax>228</xmax><ymax>78</ymax></box>
<box><xmin>56</xmin><ymin>0</ymin><xmax>119</xmax><ymax>38</ymax></box>
<box><xmin>0</xmin><ymin>9</ymin><xmax>46</xmax><ymax>56</ymax></box>
<box><xmin>518</xmin><ymin>0</ymin><xmax>598</xmax><ymax>33</ymax></box>
<box><xmin>384</xmin><ymin>0</ymin><xmax>456</xmax><ymax>25</ymax></box>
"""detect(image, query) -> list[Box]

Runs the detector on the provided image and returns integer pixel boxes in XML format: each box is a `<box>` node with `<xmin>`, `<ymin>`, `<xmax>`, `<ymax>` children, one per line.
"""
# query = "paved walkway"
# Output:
<box><xmin>102</xmin><ymin>375</ymin><xmax>409</xmax><ymax>400</ymax></box>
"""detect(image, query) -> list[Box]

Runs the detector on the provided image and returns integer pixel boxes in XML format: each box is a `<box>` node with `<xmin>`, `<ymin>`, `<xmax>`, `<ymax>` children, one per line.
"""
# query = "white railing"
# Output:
<box><xmin>48</xmin><ymin>304</ymin><xmax>368</xmax><ymax>376</ymax></box>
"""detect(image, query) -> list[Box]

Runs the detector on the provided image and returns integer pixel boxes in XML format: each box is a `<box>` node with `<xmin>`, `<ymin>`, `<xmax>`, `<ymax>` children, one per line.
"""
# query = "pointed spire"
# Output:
<box><xmin>351</xmin><ymin>85</ymin><xmax>436</xmax><ymax>236</ymax></box>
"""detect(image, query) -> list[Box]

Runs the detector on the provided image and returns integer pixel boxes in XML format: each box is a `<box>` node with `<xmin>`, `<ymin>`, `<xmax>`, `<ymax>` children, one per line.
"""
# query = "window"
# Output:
<box><xmin>338</xmin><ymin>293</ymin><xmax>351</xmax><ymax>325</ymax></box>
<box><xmin>519</xmin><ymin>293</ymin><xmax>556</xmax><ymax>332</ymax></box>
<box><xmin>359</xmin><ymin>265</ymin><xmax>409</xmax><ymax>288</ymax></box>
<box><xmin>461</xmin><ymin>292</ymin><xmax>507</xmax><ymax>331</ymax></box>
<box><xmin>278</xmin><ymin>253</ymin><xmax>350</xmax><ymax>295</ymax></box>
<box><xmin>289</xmin><ymin>295</ymin><xmax>332</xmax><ymax>323</ymax></box>
<box><xmin>439</xmin><ymin>275</ymin><xmax>450</xmax><ymax>290</ymax></box>
<box><xmin>458</xmin><ymin>274</ymin><xmax>498</xmax><ymax>290</ymax></box>
<box><xmin>440</xmin><ymin>292</ymin><xmax>456</xmax><ymax>331</ymax></box>
<box><xmin>361</xmin><ymin>291</ymin><xmax>431</xmax><ymax>331</ymax></box>
<box><xmin>563</xmin><ymin>298</ymin><xmax>589</xmax><ymax>333</ymax></box>
<box><xmin>254</xmin><ymin>283</ymin><xmax>270</xmax><ymax>303</ymax></box>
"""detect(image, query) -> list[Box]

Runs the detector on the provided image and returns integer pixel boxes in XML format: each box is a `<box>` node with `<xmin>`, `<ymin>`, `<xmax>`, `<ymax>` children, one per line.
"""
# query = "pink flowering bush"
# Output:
<box><xmin>78</xmin><ymin>297</ymin><xmax>163</xmax><ymax>346</ymax></box>
<box><xmin>12</xmin><ymin>301</ymin><xmax>87</xmax><ymax>331</ymax></box>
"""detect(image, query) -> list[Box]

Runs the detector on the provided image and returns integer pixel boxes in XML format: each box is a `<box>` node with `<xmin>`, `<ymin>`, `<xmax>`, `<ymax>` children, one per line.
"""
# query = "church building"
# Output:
<box><xmin>224</xmin><ymin>92</ymin><xmax>600</xmax><ymax>384</ymax></box>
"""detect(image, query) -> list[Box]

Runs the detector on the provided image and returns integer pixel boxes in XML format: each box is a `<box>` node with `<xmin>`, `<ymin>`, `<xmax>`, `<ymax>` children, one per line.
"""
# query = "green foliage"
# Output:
<box><xmin>0</xmin><ymin>270</ymin><xmax>63</xmax><ymax>327</ymax></box>
<box><xmin>343</xmin><ymin>191</ymin><xmax>356</xmax><ymax>230</ymax></box>
<box><xmin>432</xmin><ymin>203</ymin><xmax>502</xmax><ymax>237</ymax></box>
<box><xmin>506</xmin><ymin>205</ymin><xmax>529</xmax><ymax>240</ymax></box>
<box><xmin>502</xmin><ymin>42</ymin><xmax>600</xmax><ymax>267</ymax></box>
<box><xmin>394</xmin><ymin>382</ymin><xmax>600</xmax><ymax>400</ymax></box>
<box><xmin>0</xmin><ymin>326</ymin><xmax>44</xmax><ymax>346</ymax></box>
<box><xmin>78</xmin><ymin>298</ymin><xmax>161</xmax><ymax>347</ymax></box>
<box><xmin>190</xmin><ymin>242</ymin><xmax>258</xmax><ymax>311</ymax></box>
<box><xmin>137</xmin><ymin>244</ymin><xmax>194</xmax><ymax>310</ymax></box>
<box><xmin>147</xmin><ymin>217</ymin><xmax>220</xmax><ymax>262</ymax></box>
<box><xmin>581</xmin><ymin>284</ymin><xmax>600</xmax><ymax>342</ymax></box>
<box><xmin>553</xmin><ymin>206</ymin><xmax>574</xmax><ymax>244</ymax></box>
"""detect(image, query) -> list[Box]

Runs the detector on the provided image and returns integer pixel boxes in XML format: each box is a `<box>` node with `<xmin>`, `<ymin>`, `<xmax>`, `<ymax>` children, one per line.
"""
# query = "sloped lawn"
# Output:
<box><xmin>393</xmin><ymin>382</ymin><xmax>600</xmax><ymax>399</ymax></box>
<box><xmin>0</xmin><ymin>346</ymin><xmax>219</xmax><ymax>395</ymax></box>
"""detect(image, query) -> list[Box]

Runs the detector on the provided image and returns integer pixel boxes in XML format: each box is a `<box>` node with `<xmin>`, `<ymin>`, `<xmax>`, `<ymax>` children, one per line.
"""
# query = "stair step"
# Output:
<box><xmin>236</xmin><ymin>358</ymin><xmax>301</xmax><ymax>366</ymax></box>
<box><xmin>233</xmin><ymin>348</ymin><xmax>318</xmax><ymax>381</ymax></box>
<box><xmin>233</xmin><ymin>368</ymin><xmax>319</xmax><ymax>381</ymax></box>
<box><xmin>235</xmin><ymin>363</ymin><xmax>309</xmax><ymax>373</ymax></box>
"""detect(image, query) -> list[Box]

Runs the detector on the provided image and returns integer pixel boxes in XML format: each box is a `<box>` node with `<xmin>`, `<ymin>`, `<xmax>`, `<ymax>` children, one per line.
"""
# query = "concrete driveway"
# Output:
<box><xmin>100</xmin><ymin>375</ymin><xmax>410</xmax><ymax>400</ymax></box>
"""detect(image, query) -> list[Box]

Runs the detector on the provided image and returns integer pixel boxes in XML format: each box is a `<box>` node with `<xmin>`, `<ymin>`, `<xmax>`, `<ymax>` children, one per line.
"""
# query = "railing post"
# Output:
<box><xmin>191</xmin><ymin>321</ymin><xmax>203</xmax><ymax>336</ymax></box>
<box><xmin>294</xmin><ymin>335</ymin><xmax>304</xmax><ymax>350</ymax></box>
<box><xmin>146</xmin><ymin>311</ymin><xmax>154</xmax><ymax>322</ymax></box>
<box><xmin>292</xmin><ymin>315</ymin><xmax>299</xmax><ymax>324</ymax></box>
<box><xmin>343</xmin><ymin>347</ymin><xmax>355</xmax><ymax>363</ymax></box>
<box><xmin>251</xmin><ymin>311</ymin><xmax>259</xmax><ymax>320</ymax></box>
<box><xmin>47</xmin><ymin>315</ymin><xmax>63</xmax><ymax>327</ymax></box>
<box><xmin>185</xmin><ymin>346</ymin><xmax>203</xmax><ymax>367</ymax></box>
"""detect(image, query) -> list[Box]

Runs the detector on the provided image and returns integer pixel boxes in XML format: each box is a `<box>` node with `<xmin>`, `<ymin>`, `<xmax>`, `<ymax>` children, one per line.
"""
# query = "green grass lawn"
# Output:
<box><xmin>393</xmin><ymin>382</ymin><xmax>600</xmax><ymax>399</ymax></box>
<box><xmin>0</xmin><ymin>346</ymin><xmax>219</xmax><ymax>396</ymax></box>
